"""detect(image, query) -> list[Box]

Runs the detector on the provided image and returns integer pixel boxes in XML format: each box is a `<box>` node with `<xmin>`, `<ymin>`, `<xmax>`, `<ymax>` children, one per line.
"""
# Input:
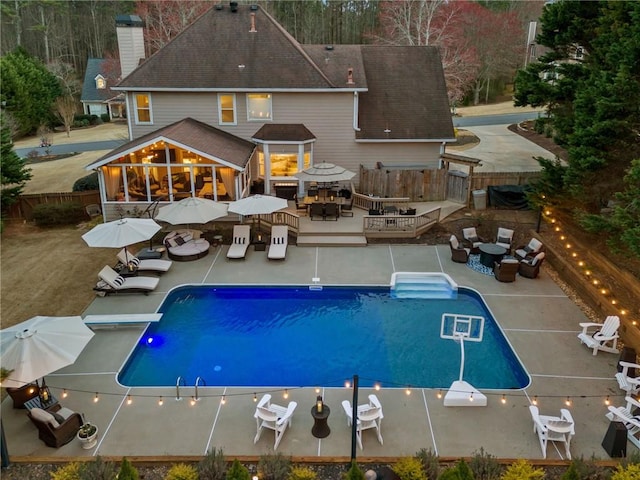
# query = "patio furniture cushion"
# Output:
<box><xmin>30</xmin><ymin>407</ymin><xmax>59</xmax><ymax>427</ymax></box>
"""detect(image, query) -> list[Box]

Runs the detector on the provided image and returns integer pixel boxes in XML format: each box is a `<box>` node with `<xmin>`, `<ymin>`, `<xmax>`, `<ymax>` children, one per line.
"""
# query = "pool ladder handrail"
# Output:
<box><xmin>176</xmin><ymin>376</ymin><xmax>186</xmax><ymax>401</ymax></box>
<box><xmin>194</xmin><ymin>376</ymin><xmax>206</xmax><ymax>402</ymax></box>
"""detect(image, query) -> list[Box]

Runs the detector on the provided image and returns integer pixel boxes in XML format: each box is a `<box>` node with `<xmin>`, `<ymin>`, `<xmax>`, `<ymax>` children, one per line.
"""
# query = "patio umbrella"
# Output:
<box><xmin>294</xmin><ymin>162</ymin><xmax>356</xmax><ymax>184</ymax></box>
<box><xmin>228</xmin><ymin>194</ymin><xmax>288</xmax><ymax>234</ymax></box>
<box><xmin>0</xmin><ymin>316</ymin><xmax>95</xmax><ymax>388</ymax></box>
<box><xmin>155</xmin><ymin>197</ymin><xmax>228</xmax><ymax>225</ymax></box>
<box><xmin>82</xmin><ymin>217</ymin><xmax>161</xmax><ymax>263</ymax></box>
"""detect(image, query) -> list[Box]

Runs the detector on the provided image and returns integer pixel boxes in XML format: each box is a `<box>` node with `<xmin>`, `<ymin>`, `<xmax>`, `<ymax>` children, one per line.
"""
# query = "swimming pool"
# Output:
<box><xmin>118</xmin><ymin>285</ymin><xmax>530</xmax><ymax>389</ymax></box>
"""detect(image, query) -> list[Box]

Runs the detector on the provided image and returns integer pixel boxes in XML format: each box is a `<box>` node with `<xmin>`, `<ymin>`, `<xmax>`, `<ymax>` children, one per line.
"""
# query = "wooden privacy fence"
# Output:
<box><xmin>359</xmin><ymin>165</ymin><xmax>542</xmax><ymax>205</ymax></box>
<box><xmin>3</xmin><ymin>191</ymin><xmax>101</xmax><ymax>221</ymax></box>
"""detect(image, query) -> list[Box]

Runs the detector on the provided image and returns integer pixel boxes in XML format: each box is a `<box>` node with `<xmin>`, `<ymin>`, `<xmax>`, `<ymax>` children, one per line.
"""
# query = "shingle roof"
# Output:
<box><xmin>86</xmin><ymin>118</ymin><xmax>256</xmax><ymax>170</ymax></box>
<box><xmin>115</xmin><ymin>4</ymin><xmax>454</xmax><ymax>141</ymax></box>
<box><xmin>118</xmin><ymin>5</ymin><xmax>335</xmax><ymax>89</ymax></box>
<box><xmin>252</xmin><ymin>124</ymin><xmax>316</xmax><ymax>142</ymax></box>
<box><xmin>356</xmin><ymin>46</ymin><xmax>455</xmax><ymax>140</ymax></box>
<box><xmin>81</xmin><ymin>58</ymin><xmax>112</xmax><ymax>103</ymax></box>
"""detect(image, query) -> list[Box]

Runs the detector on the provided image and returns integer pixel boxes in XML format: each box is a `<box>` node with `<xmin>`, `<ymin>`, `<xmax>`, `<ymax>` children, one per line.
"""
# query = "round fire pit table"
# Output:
<box><xmin>479</xmin><ymin>243</ymin><xmax>507</xmax><ymax>268</ymax></box>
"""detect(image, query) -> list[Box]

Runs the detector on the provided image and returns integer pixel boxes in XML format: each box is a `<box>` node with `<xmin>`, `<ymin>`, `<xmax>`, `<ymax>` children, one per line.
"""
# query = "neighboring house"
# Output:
<box><xmin>87</xmin><ymin>4</ymin><xmax>455</xmax><ymax>218</ymax></box>
<box><xmin>80</xmin><ymin>58</ymin><xmax>110</xmax><ymax>117</ymax></box>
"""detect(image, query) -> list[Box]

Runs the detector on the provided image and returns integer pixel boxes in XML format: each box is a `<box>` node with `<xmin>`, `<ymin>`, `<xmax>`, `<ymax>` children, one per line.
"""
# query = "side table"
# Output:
<box><xmin>254</xmin><ymin>241</ymin><xmax>266</xmax><ymax>251</ymax></box>
<box><xmin>311</xmin><ymin>405</ymin><xmax>331</xmax><ymax>438</ymax></box>
<box><xmin>24</xmin><ymin>394</ymin><xmax>59</xmax><ymax>411</ymax></box>
<box><xmin>114</xmin><ymin>264</ymin><xmax>138</xmax><ymax>277</ymax></box>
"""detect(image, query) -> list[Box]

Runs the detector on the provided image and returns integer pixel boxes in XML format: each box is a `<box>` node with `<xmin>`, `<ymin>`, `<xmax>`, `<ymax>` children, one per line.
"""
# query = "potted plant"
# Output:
<box><xmin>77</xmin><ymin>422</ymin><xmax>98</xmax><ymax>449</ymax></box>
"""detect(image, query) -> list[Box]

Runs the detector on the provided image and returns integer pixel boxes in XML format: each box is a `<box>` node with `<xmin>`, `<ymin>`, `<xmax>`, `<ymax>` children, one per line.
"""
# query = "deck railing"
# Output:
<box><xmin>256</xmin><ymin>211</ymin><xmax>300</xmax><ymax>232</ymax></box>
<box><xmin>352</xmin><ymin>192</ymin><xmax>412</xmax><ymax>212</ymax></box>
<box><xmin>363</xmin><ymin>207</ymin><xmax>441</xmax><ymax>238</ymax></box>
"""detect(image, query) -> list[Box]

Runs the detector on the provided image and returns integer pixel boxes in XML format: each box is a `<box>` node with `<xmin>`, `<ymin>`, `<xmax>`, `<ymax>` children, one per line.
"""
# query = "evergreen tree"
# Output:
<box><xmin>0</xmin><ymin>47</ymin><xmax>62</xmax><ymax>136</ymax></box>
<box><xmin>0</xmin><ymin>111</ymin><xmax>32</xmax><ymax>211</ymax></box>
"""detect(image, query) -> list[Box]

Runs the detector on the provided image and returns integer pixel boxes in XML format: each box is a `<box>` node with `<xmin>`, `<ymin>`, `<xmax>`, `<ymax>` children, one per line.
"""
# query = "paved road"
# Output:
<box><xmin>15</xmin><ymin>139</ymin><xmax>125</xmax><ymax>158</ymax></box>
<box><xmin>453</xmin><ymin>111</ymin><xmax>544</xmax><ymax>127</ymax></box>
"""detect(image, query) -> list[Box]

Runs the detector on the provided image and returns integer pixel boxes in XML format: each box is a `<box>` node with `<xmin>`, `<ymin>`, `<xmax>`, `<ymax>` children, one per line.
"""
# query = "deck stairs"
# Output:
<box><xmin>296</xmin><ymin>231</ymin><xmax>367</xmax><ymax>247</ymax></box>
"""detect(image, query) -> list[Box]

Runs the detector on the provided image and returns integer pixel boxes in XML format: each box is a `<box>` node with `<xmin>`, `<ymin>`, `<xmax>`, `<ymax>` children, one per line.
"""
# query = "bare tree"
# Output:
<box><xmin>54</xmin><ymin>95</ymin><xmax>77</xmax><ymax>137</ymax></box>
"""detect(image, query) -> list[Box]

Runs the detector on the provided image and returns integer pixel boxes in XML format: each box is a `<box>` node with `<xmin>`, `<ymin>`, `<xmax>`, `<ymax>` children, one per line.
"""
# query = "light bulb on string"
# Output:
<box><xmin>94</xmin><ymin>392</ymin><xmax>99</xmax><ymax>403</ymax></box>
<box><xmin>565</xmin><ymin>396</ymin><xmax>571</xmax><ymax>407</ymax></box>
<box><xmin>501</xmin><ymin>394</ymin><xmax>507</xmax><ymax>404</ymax></box>
<box><xmin>283</xmin><ymin>389</ymin><xmax>289</xmax><ymax>399</ymax></box>
<box><xmin>62</xmin><ymin>389</ymin><xmax>68</xmax><ymax>399</ymax></box>
<box><xmin>605</xmin><ymin>396</ymin><xmax>611</xmax><ymax>406</ymax></box>
<box><xmin>405</xmin><ymin>386</ymin><xmax>411</xmax><ymax>396</ymax></box>
<box><xmin>437</xmin><ymin>390</ymin><xmax>443</xmax><ymax>399</ymax></box>
<box><xmin>532</xmin><ymin>396</ymin><xmax>538</xmax><ymax>406</ymax></box>
<box><xmin>127</xmin><ymin>395</ymin><xmax>132</xmax><ymax>405</ymax></box>
<box><xmin>158</xmin><ymin>396</ymin><xmax>164</xmax><ymax>406</ymax></box>
<box><xmin>253</xmin><ymin>393</ymin><xmax>257</xmax><ymax>402</ymax></box>
<box><xmin>221</xmin><ymin>395</ymin><xmax>226</xmax><ymax>405</ymax></box>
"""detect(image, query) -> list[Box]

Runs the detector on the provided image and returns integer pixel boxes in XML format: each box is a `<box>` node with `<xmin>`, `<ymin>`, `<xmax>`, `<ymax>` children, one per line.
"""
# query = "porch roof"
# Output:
<box><xmin>441</xmin><ymin>152</ymin><xmax>483</xmax><ymax>167</ymax></box>
<box><xmin>85</xmin><ymin>117</ymin><xmax>256</xmax><ymax>171</ymax></box>
<box><xmin>252</xmin><ymin>124</ymin><xmax>316</xmax><ymax>142</ymax></box>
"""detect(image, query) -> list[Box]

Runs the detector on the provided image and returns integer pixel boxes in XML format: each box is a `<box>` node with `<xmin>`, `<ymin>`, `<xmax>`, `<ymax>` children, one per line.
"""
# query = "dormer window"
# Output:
<box><xmin>95</xmin><ymin>75</ymin><xmax>106</xmax><ymax>89</ymax></box>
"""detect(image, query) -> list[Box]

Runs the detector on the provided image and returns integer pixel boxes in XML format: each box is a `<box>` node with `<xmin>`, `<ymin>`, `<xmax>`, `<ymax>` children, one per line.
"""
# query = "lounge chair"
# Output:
<box><xmin>341</xmin><ymin>394</ymin><xmax>384</xmax><ymax>450</ymax></box>
<box><xmin>253</xmin><ymin>394</ymin><xmax>297</xmax><ymax>450</ymax></box>
<box><xmin>529</xmin><ymin>405</ymin><xmax>574</xmax><ymax>460</ymax></box>
<box><xmin>515</xmin><ymin>237</ymin><xmax>544</xmax><ymax>261</ymax></box>
<box><xmin>268</xmin><ymin>225</ymin><xmax>288</xmax><ymax>260</ymax></box>
<box><xmin>97</xmin><ymin>265</ymin><xmax>159</xmax><ymax>295</ymax></box>
<box><xmin>606</xmin><ymin>396</ymin><xmax>640</xmax><ymax>449</ymax></box>
<box><xmin>615</xmin><ymin>361</ymin><xmax>640</xmax><ymax>394</ymax></box>
<box><xmin>117</xmin><ymin>248</ymin><xmax>172</xmax><ymax>273</ymax></box>
<box><xmin>577</xmin><ymin>315</ymin><xmax>620</xmax><ymax>355</ymax></box>
<box><xmin>227</xmin><ymin>225</ymin><xmax>251</xmax><ymax>259</ymax></box>
<box><xmin>28</xmin><ymin>405</ymin><xmax>84</xmax><ymax>448</ymax></box>
<box><xmin>449</xmin><ymin>235</ymin><xmax>470</xmax><ymax>263</ymax></box>
<box><xmin>519</xmin><ymin>252</ymin><xmax>545</xmax><ymax>279</ymax></box>
<box><xmin>462</xmin><ymin>227</ymin><xmax>485</xmax><ymax>253</ymax></box>
<box><xmin>493</xmin><ymin>258</ymin><xmax>519</xmax><ymax>282</ymax></box>
<box><xmin>495</xmin><ymin>227</ymin><xmax>514</xmax><ymax>253</ymax></box>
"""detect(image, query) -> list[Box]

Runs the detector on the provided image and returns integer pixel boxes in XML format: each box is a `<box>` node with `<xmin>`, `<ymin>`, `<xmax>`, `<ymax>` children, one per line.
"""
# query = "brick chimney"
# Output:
<box><xmin>347</xmin><ymin>68</ymin><xmax>355</xmax><ymax>85</ymax></box>
<box><xmin>250</xmin><ymin>12</ymin><xmax>257</xmax><ymax>32</ymax></box>
<box><xmin>116</xmin><ymin>15</ymin><xmax>145</xmax><ymax>78</ymax></box>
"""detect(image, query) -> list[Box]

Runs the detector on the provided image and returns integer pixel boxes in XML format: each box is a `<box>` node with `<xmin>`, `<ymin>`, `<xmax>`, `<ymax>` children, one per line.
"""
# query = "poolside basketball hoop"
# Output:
<box><xmin>440</xmin><ymin>313</ymin><xmax>488</xmax><ymax>407</ymax></box>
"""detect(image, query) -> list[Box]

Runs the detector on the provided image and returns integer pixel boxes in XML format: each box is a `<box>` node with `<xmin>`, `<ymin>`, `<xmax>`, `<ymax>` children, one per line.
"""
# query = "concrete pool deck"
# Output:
<box><xmin>2</xmin><ymin>243</ymin><xmax>632</xmax><ymax>462</ymax></box>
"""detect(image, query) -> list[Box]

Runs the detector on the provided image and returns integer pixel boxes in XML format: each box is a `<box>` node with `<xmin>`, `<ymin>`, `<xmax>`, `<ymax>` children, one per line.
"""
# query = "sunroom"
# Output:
<box><xmin>86</xmin><ymin>118</ymin><xmax>257</xmax><ymax>219</ymax></box>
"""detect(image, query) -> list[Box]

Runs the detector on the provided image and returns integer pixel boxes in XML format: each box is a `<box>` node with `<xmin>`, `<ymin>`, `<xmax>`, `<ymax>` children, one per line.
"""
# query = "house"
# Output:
<box><xmin>86</xmin><ymin>3</ymin><xmax>455</xmax><ymax>219</ymax></box>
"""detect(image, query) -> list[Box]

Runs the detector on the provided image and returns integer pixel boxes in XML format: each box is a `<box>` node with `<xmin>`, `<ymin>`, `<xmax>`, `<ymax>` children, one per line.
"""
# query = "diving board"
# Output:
<box><xmin>83</xmin><ymin>313</ymin><xmax>162</xmax><ymax>327</ymax></box>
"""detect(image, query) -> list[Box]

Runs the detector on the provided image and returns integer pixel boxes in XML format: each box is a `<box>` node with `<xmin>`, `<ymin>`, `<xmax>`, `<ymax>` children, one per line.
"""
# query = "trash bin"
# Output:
<box><xmin>472</xmin><ymin>189</ymin><xmax>487</xmax><ymax>210</ymax></box>
<box><xmin>602</xmin><ymin>421</ymin><xmax>627</xmax><ymax>457</ymax></box>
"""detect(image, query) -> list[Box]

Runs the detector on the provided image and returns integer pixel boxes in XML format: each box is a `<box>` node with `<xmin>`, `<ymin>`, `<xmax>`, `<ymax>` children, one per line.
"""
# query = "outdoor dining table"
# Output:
<box><xmin>303</xmin><ymin>196</ymin><xmax>346</xmax><ymax>207</ymax></box>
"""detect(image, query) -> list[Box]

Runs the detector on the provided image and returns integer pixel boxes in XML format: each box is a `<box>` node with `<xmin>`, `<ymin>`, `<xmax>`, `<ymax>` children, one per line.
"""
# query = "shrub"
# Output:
<box><xmin>416</xmin><ymin>448</ymin><xmax>440</xmax><ymax>480</ymax></box>
<box><xmin>569</xmin><ymin>456</ymin><xmax>612</xmax><ymax>479</ymax></box>
<box><xmin>199</xmin><ymin>447</ymin><xmax>227</xmax><ymax>480</ymax></box>
<box><xmin>612</xmin><ymin>464</ymin><xmax>640</xmax><ymax>480</ymax></box>
<box><xmin>469</xmin><ymin>448</ymin><xmax>501</xmax><ymax>480</ymax></box>
<box><xmin>100</xmin><ymin>113</ymin><xmax>110</xmax><ymax>123</ymax></box>
<box><xmin>78</xmin><ymin>456</ymin><xmax>118</xmax><ymax>479</ymax></box>
<box><xmin>393</xmin><ymin>457</ymin><xmax>427</xmax><ymax>480</ymax></box>
<box><xmin>500</xmin><ymin>459</ymin><xmax>544</xmax><ymax>480</ymax></box>
<box><xmin>226</xmin><ymin>459</ymin><xmax>250</xmax><ymax>480</ymax></box>
<box><xmin>437</xmin><ymin>467</ymin><xmax>460</xmax><ymax>480</ymax></box>
<box><xmin>73</xmin><ymin>172</ymin><xmax>99</xmax><ymax>191</ymax></box>
<box><xmin>288</xmin><ymin>466</ymin><xmax>318</xmax><ymax>480</ymax></box>
<box><xmin>32</xmin><ymin>202</ymin><xmax>85</xmax><ymax>226</ymax></box>
<box><xmin>165</xmin><ymin>463</ymin><xmax>199</xmax><ymax>480</ymax></box>
<box><xmin>118</xmin><ymin>458</ymin><xmax>139</xmax><ymax>480</ymax></box>
<box><xmin>343</xmin><ymin>462</ymin><xmax>365</xmax><ymax>480</ymax></box>
<box><xmin>560</xmin><ymin>463</ymin><xmax>579</xmax><ymax>480</ymax></box>
<box><xmin>258</xmin><ymin>452</ymin><xmax>291</xmax><ymax>480</ymax></box>
<box><xmin>50</xmin><ymin>462</ymin><xmax>81</xmax><ymax>480</ymax></box>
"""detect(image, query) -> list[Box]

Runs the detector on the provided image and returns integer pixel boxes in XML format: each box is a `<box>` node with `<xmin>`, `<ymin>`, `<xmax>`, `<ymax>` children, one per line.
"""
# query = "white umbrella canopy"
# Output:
<box><xmin>0</xmin><ymin>316</ymin><xmax>95</xmax><ymax>388</ymax></box>
<box><xmin>227</xmin><ymin>195</ymin><xmax>288</xmax><ymax>216</ymax></box>
<box><xmin>294</xmin><ymin>162</ymin><xmax>356</xmax><ymax>183</ymax></box>
<box><xmin>81</xmin><ymin>217</ymin><xmax>161</xmax><ymax>248</ymax></box>
<box><xmin>155</xmin><ymin>197</ymin><xmax>228</xmax><ymax>225</ymax></box>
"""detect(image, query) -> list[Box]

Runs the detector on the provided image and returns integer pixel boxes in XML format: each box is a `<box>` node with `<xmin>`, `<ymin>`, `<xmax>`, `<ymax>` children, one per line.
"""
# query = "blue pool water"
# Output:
<box><xmin>118</xmin><ymin>286</ymin><xmax>530</xmax><ymax>389</ymax></box>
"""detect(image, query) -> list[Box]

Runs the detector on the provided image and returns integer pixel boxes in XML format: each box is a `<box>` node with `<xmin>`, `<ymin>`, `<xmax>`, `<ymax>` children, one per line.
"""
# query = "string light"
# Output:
<box><xmin>221</xmin><ymin>395</ymin><xmax>226</xmax><ymax>405</ymax></box>
<box><xmin>605</xmin><ymin>396</ymin><xmax>611</xmax><ymax>406</ymax></box>
<box><xmin>127</xmin><ymin>395</ymin><xmax>132</xmax><ymax>405</ymax></box>
<box><xmin>501</xmin><ymin>394</ymin><xmax>507</xmax><ymax>404</ymax></box>
<box><xmin>158</xmin><ymin>396</ymin><xmax>163</xmax><ymax>406</ymax></box>
<box><xmin>283</xmin><ymin>389</ymin><xmax>289</xmax><ymax>399</ymax></box>
<box><xmin>565</xmin><ymin>397</ymin><xmax>572</xmax><ymax>407</ymax></box>
<box><xmin>469</xmin><ymin>392</ymin><xmax>474</xmax><ymax>402</ymax></box>
<box><xmin>344</xmin><ymin>380</ymin><xmax>351</xmax><ymax>388</ymax></box>
<box><xmin>437</xmin><ymin>389</ymin><xmax>443</xmax><ymax>399</ymax></box>
<box><xmin>62</xmin><ymin>389</ymin><xmax>68</xmax><ymax>399</ymax></box>
<box><xmin>190</xmin><ymin>397</ymin><xmax>196</xmax><ymax>406</ymax></box>
<box><xmin>374</xmin><ymin>382</ymin><xmax>381</xmax><ymax>391</ymax></box>
<box><xmin>405</xmin><ymin>386</ymin><xmax>411</xmax><ymax>395</ymax></box>
<box><xmin>315</xmin><ymin>387</ymin><xmax>320</xmax><ymax>394</ymax></box>
<box><xmin>532</xmin><ymin>396</ymin><xmax>538</xmax><ymax>406</ymax></box>
<box><xmin>253</xmin><ymin>393</ymin><xmax>257</xmax><ymax>402</ymax></box>
<box><xmin>93</xmin><ymin>392</ymin><xmax>99</xmax><ymax>403</ymax></box>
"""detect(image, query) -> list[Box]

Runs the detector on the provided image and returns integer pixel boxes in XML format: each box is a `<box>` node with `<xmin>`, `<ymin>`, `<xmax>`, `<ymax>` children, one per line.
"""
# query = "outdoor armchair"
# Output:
<box><xmin>28</xmin><ymin>404</ymin><xmax>83</xmax><ymax>448</ymax></box>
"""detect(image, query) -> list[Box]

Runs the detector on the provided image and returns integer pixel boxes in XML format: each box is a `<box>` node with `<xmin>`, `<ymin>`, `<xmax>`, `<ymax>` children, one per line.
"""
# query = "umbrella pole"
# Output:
<box><xmin>1</xmin><ymin>420</ymin><xmax>9</xmax><ymax>468</ymax></box>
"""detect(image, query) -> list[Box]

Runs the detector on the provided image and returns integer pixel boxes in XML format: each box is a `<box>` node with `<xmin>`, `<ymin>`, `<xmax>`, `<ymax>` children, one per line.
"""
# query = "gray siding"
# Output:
<box><xmin>128</xmin><ymin>91</ymin><xmax>443</xmax><ymax>181</ymax></box>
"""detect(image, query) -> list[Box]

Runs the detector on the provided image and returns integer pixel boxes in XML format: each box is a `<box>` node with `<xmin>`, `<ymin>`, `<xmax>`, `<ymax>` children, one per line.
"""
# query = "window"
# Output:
<box><xmin>218</xmin><ymin>94</ymin><xmax>236</xmax><ymax>125</ymax></box>
<box><xmin>134</xmin><ymin>93</ymin><xmax>152</xmax><ymax>124</ymax></box>
<box><xmin>95</xmin><ymin>75</ymin><xmax>106</xmax><ymax>89</ymax></box>
<box><xmin>247</xmin><ymin>94</ymin><xmax>272</xmax><ymax>121</ymax></box>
